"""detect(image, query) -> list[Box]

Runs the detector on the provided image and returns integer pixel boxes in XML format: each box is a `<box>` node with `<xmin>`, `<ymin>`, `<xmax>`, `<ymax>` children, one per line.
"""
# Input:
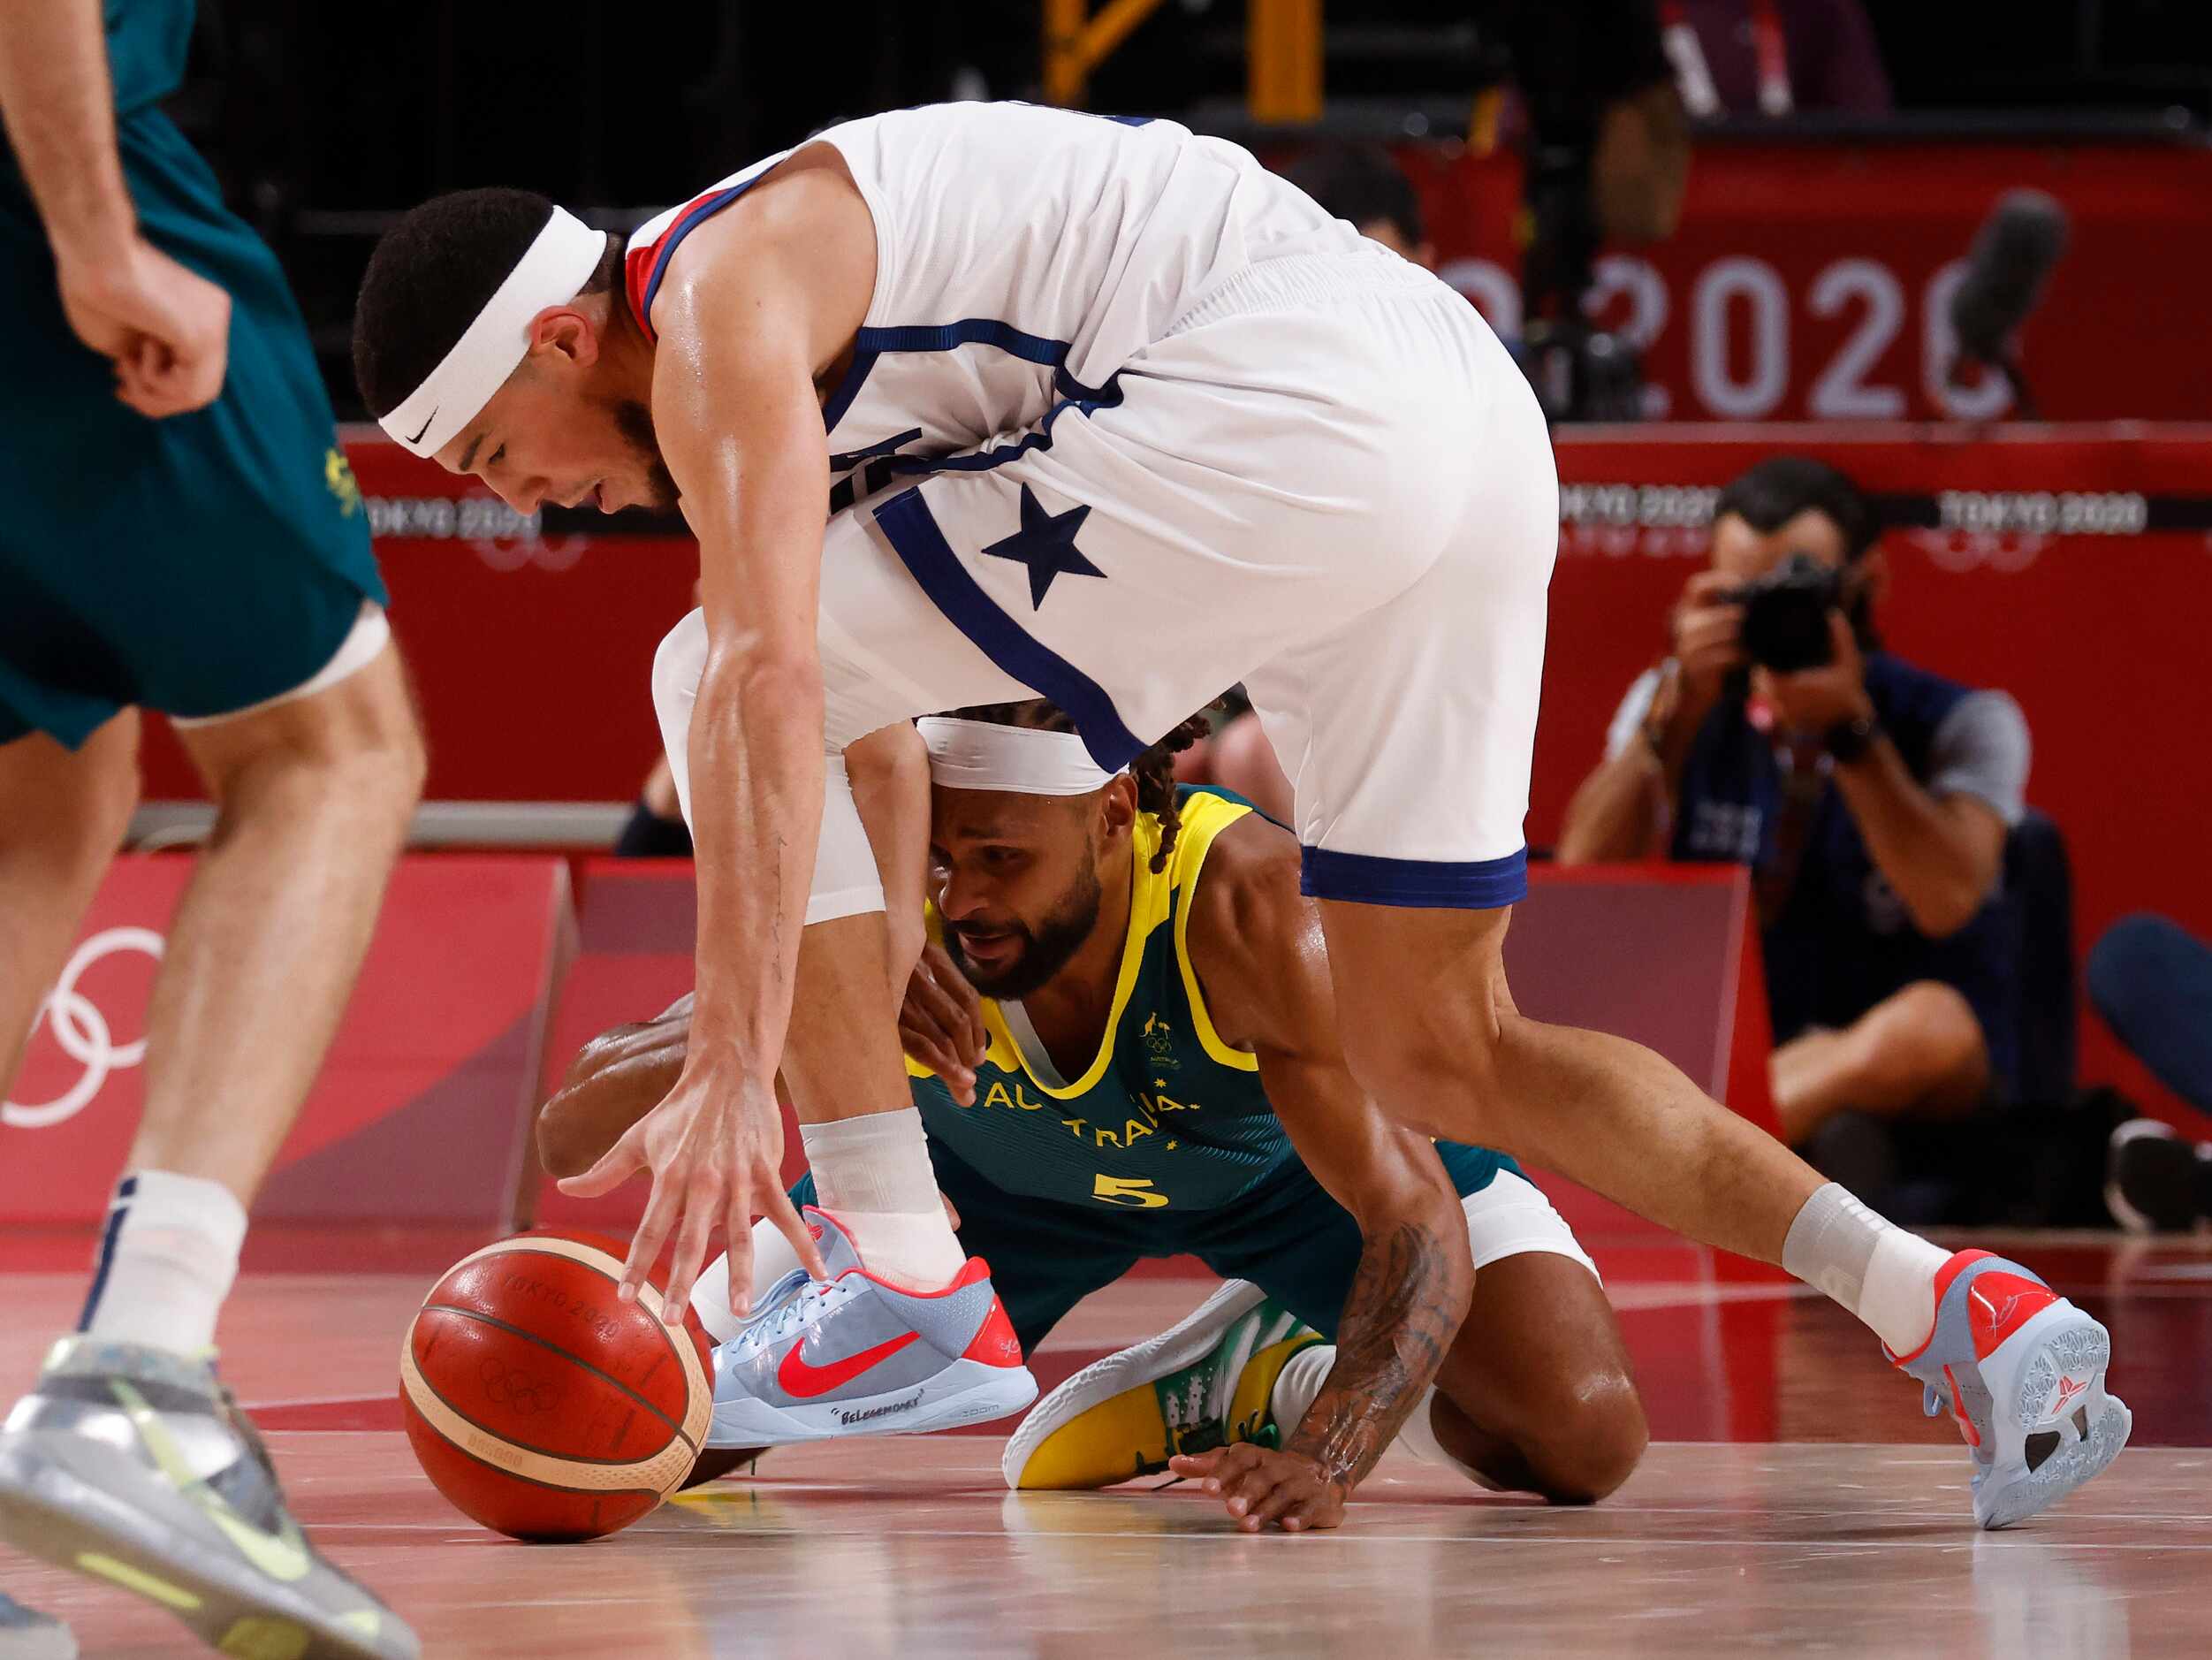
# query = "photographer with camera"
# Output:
<box><xmin>1557</xmin><ymin>458</ymin><xmax>2032</xmax><ymax>1157</ymax></box>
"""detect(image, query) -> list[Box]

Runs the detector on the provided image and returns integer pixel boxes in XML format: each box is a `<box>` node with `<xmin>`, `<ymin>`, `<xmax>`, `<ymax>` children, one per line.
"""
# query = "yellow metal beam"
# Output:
<box><xmin>1043</xmin><ymin>0</ymin><xmax>1171</xmax><ymax>108</ymax></box>
<box><xmin>1249</xmin><ymin>0</ymin><xmax>1322</xmax><ymax>125</ymax></box>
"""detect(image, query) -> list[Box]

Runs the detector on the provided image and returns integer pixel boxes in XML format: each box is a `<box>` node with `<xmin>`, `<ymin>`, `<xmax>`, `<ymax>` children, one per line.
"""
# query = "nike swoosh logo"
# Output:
<box><xmin>407</xmin><ymin>406</ymin><xmax>438</xmax><ymax>445</ymax></box>
<box><xmin>111</xmin><ymin>1380</ymin><xmax>312</xmax><ymax>1582</ymax></box>
<box><xmin>778</xmin><ymin>1330</ymin><xmax>920</xmax><ymax>1399</ymax></box>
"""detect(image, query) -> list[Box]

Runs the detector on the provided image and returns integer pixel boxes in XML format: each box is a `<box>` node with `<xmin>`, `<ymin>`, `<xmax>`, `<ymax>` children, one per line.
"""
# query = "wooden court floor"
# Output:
<box><xmin>4</xmin><ymin>1226</ymin><xmax>2208</xmax><ymax>1658</ymax></box>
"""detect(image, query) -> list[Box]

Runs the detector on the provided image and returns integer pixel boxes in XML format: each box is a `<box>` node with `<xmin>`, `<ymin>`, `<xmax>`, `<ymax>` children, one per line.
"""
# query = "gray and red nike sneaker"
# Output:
<box><xmin>705</xmin><ymin>1208</ymin><xmax>1036</xmax><ymax>1448</ymax></box>
<box><xmin>1887</xmin><ymin>1250</ymin><xmax>2132</xmax><ymax>1529</ymax></box>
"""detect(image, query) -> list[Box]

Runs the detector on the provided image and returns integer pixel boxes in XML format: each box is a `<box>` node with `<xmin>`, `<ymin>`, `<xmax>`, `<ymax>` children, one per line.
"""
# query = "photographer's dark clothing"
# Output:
<box><xmin>1494</xmin><ymin>0</ymin><xmax>1676</xmax><ymax>147</ymax></box>
<box><xmin>1613</xmin><ymin>653</ymin><xmax>2030</xmax><ymax>1090</ymax></box>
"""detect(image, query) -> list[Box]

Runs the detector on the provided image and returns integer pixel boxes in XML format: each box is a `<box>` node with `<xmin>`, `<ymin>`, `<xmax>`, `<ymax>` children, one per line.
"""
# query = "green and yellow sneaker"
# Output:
<box><xmin>0</xmin><ymin>1337</ymin><xmax>416</xmax><ymax>1660</ymax></box>
<box><xmin>1002</xmin><ymin>1282</ymin><xmax>1323</xmax><ymax>1490</ymax></box>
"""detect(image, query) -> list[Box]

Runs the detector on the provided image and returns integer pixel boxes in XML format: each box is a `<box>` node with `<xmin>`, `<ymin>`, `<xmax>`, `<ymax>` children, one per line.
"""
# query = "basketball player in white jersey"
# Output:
<box><xmin>352</xmin><ymin>103</ymin><xmax>2125</xmax><ymax>1528</ymax></box>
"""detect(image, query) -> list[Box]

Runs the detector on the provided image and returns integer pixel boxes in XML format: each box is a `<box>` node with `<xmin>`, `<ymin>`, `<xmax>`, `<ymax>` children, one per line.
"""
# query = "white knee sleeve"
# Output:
<box><xmin>649</xmin><ymin>609</ymin><xmax>885</xmax><ymax>925</ymax></box>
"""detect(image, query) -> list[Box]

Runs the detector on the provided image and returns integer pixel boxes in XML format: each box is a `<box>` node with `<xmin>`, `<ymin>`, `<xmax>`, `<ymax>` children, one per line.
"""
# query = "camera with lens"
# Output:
<box><xmin>1727</xmin><ymin>554</ymin><xmax>1846</xmax><ymax>673</ymax></box>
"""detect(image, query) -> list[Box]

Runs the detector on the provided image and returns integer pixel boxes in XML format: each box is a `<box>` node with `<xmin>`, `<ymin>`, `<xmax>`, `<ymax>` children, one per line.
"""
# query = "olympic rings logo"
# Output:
<box><xmin>1</xmin><ymin>927</ymin><xmax>164</xmax><ymax>1131</ymax></box>
<box><xmin>477</xmin><ymin>1357</ymin><xmax>559</xmax><ymax>1414</ymax></box>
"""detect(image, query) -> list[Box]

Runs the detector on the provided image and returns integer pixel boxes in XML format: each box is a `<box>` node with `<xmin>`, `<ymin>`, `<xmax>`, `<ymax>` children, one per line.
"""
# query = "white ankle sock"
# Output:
<box><xmin>1268</xmin><ymin>1353</ymin><xmax>1499</xmax><ymax>1490</ymax></box>
<box><xmin>689</xmin><ymin>1221</ymin><xmax>807</xmax><ymax>1344</ymax></box>
<box><xmin>1266</xmin><ymin>1341</ymin><xmax>1335</xmax><ymax>1432</ymax></box>
<box><xmin>798</xmin><ymin>1110</ymin><xmax>963</xmax><ymax>1291</ymax></box>
<box><xmin>78</xmin><ymin>1170</ymin><xmax>247</xmax><ymax>1356</ymax></box>
<box><xmin>1781</xmin><ymin>1182</ymin><xmax>1953</xmax><ymax>1356</ymax></box>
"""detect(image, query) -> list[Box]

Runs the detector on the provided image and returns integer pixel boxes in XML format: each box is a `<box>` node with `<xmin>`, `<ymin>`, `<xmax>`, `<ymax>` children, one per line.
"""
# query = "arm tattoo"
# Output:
<box><xmin>1283</xmin><ymin>1217</ymin><xmax>1463</xmax><ymax>1494</ymax></box>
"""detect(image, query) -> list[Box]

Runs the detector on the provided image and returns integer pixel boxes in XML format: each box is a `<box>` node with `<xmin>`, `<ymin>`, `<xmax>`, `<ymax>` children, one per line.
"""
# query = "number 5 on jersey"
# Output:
<box><xmin>1091</xmin><ymin>1175</ymin><xmax>1168</xmax><ymax>1208</ymax></box>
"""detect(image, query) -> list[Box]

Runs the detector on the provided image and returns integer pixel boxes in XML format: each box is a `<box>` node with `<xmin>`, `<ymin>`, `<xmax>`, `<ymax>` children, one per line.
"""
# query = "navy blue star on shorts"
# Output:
<box><xmin>981</xmin><ymin>484</ymin><xmax>1104</xmax><ymax>609</ymax></box>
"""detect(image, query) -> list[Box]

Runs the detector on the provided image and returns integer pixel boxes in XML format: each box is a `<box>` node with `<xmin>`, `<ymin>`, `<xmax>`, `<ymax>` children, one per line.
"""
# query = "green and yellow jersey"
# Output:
<box><xmin>906</xmin><ymin>787</ymin><xmax>1511</xmax><ymax>1213</ymax></box>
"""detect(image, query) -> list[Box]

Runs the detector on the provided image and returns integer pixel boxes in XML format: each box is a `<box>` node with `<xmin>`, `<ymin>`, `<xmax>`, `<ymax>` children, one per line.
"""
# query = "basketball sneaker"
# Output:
<box><xmin>0</xmin><ymin>1337</ymin><xmax>416</xmax><ymax>1660</ymax></box>
<box><xmin>1887</xmin><ymin>1251</ymin><xmax>2132</xmax><ymax>1530</ymax></box>
<box><xmin>0</xmin><ymin>1589</ymin><xmax>75</xmax><ymax>1660</ymax></box>
<box><xmin>705</xmin><ymin>1207</ymin><xmax>1037</xmax><ymax>1447</ymax></box>
<box><xmin>2104</xmin><ymin>1117</ymin><xmax>2211</xmax><ymax>1234</ymax></box>
<box><xmin>1002</xmin><ymin>1280</ymin><xmax>1323</xmax><ymax>1490</ymax></box>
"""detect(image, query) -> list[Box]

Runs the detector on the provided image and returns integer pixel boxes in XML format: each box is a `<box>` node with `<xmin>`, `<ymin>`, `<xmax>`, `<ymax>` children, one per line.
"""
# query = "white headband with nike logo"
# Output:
<box><xmin>376</xmin><ymin>206</ymin><xmax>606</xmax><ymax>459</ymax></box>
<box><xmin>916</xmin><ymin>717</ymin><xmax>1121</xmax><ymax>796</ymax></box>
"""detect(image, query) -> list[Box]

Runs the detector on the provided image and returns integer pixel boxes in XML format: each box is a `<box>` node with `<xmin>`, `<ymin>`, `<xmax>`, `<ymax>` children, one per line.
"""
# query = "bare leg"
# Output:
<box><xmin>0</xmin><ymin>654</ymin><xmax>424</xmax><ymax>1654</ymax></box>
<box><xmin>0</xmin><ymin>713</ymin><xmax>141</xmax><ymax>1093</ymax></box>
<box><xmin>129</xmin><ymin>644</ymin><xmax>422</xmax><ymax>1199</ymax></box>
<box><xmin>1317</xmin><ymin>898</ymin><xmax>1822</xmax><ymax>1266</ymax></box>
<box><xmin>1426</xmin><ymin>1251</ymin><xmax>1646</xmax><ymax>1504</ymax></box>
<box><xmin>1771</xmin><ymin>981</ymin><xmax>1990</xmax><ymax>1146</ymax></box>
<box><xmin>778</xmin><ymin>910</ymin><xmax>911</xmax><ymax>1123</ymax></box>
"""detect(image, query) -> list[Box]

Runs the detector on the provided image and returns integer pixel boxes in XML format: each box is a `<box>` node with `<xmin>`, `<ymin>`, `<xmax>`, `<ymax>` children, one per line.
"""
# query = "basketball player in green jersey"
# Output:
<box><xmin>1</xmin><ymin>3</ymin><xmax>418</xmax><ymax>1656</ymax></box>
<box><xmin>539</xmin><ymin>704</ymin><xmax>1646</xmax><ymax>1533</ymax></box>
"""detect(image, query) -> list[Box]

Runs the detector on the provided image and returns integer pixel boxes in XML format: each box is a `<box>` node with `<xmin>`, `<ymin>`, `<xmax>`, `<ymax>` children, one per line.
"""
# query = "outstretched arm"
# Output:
<box><xmin>0</xmin><ymin>0</ymin><xmax>229</xmax><ymax>414</ymax></box>
<box><xmin>1167</xmin><ymin>820</ymin><xmax>1474</xmax><ymax>1531</ymax></box>
<box><xmin>556</xmin><ymin>156</ymin><xmax>876</xmax><ymax>1314</ymax></box>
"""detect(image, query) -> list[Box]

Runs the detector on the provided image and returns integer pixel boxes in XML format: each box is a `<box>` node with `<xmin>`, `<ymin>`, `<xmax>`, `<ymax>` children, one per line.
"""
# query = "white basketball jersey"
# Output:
<box><xmin>622</xmin><ymin>103</ymin><xmax>1357</xmax><ymax>497</ymax></box>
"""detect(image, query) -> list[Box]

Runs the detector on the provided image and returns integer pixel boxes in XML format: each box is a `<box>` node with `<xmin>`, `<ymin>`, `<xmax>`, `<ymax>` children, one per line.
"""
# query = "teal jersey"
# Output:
<box><xmin>908</xmin><ymin>788</ymin><xmax>1516</xmax><ymax>1215</ymax></box>
<box><xmin>103</xmin><ymin>0</ymin><xmax>194</xmax><ymax>118</ymax></box>
<box><xmin>909</xmin><ymin>789</ymin><xmax>1295</xmax><ymax>1214</ymax></box>
<box><xmin>1</xmin><ymin>0</ymin><xmax>381</xmax><ymax>750</ymax></box>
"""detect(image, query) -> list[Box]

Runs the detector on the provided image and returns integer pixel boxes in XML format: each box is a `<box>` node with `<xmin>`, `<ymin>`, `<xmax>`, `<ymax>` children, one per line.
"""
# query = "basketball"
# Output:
<box><xmin>399</xmin><ymin>1230</ymin><xmax>714</xmax><ymax>1542</ymax></box>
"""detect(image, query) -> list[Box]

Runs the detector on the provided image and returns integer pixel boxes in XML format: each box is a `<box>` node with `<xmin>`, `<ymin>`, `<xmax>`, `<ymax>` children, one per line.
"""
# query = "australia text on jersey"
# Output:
<box><xmin>952</xmin><ymin>1075</ymin><xmax>1203</xmax><ymax>1154</ymax></box>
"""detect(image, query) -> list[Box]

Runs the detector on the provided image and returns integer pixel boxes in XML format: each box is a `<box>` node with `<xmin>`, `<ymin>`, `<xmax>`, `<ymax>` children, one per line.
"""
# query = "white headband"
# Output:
<box><xmin>916</xmin><ymin>717</ymin><xmax>1121</xmax><ymax>796</ymax></box>
<box><xmin>376</xmin><ymin>206</ymin><xmax>607</xmax><ymax>458</ymax></box>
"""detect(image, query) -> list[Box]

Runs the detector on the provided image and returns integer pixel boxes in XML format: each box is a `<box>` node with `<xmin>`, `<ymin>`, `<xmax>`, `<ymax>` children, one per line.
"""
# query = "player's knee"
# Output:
<box><xmin>198</xmin><ymin>651</ymin><xmax>426</xmax><ymax>826</ymax></box>
<box><xmin>308</xmin><ymin>697</ymin><xmax>425</xmax><ymax>834</ymax></box>
<box><xmin>1863</xmin><ymin>982</ymin><xmax>1987</xmax><ymax>1097</ymax></box>
<box><xmin>352</xmin><ymin>700</ymin><xmax>428</xmax><ymax>824</ymax></box>
<box><xmin>342</xmin><ymin>651</ymin><xmax>428</xmax><ymax>804</ymax></box>
<box><xmin>42</xmin><ymin>727</ymin><xmax>142</xmax><ymax>868</ymax></box>
<box><xmin>1524</xmin><ymin>1368</ymin><xmax>1648</xmax><ymax>1505</ymax></box>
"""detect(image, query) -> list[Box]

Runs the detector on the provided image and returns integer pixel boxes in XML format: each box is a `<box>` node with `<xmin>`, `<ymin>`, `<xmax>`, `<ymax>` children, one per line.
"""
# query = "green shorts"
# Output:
<box><xmin>0</xmin><ymin>109</ymin><xmax>383</xmax><ymax>749</ymax></box>
<box><xmin>791</xmin><ymin>1138</ymin><xmax>1516</xmax><ymax>1352</ymax></box>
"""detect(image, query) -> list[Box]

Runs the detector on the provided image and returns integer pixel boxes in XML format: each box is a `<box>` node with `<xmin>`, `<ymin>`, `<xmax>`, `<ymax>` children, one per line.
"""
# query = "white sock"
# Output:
<box><xmin>78</xmin><ymin>1170</ymin><xmax>247</xmax><ymax>1356</ymax></box>
<box><xmin>1266</xmin><ymin>1341</ymin><xmax>1334</xmax><ymax>1433</ymax></box>
<box><xmin>689</xmin><ymin>1221</ymin><xmax>805</xmax><ymax>1344</ymax></box>
<box><xmin>1269</xmin><ymin>1353</ymin><xmax>1499</xmax><ymax>1490</ymax></box>
<box><xmin>1781</xmin><ymin>1182</ymin><xmax>1953</xmax><ymax>1356</ymax></box>
<box><xmin>798</xmin><ymin>1109</ymin><xmax>963</xmax><ymax>1291</ymax></box>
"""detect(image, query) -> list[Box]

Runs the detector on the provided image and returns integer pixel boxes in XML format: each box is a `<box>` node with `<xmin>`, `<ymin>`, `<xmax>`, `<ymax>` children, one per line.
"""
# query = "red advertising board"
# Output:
<box><xmin>1399</xmin><ymin>138</ymin><xmax>2210</xmax><ymax>423</ymax></box>
<box><xmin>2</xmin><ymin>856</ymin><xmax>571</xmax><ymax>1225</ymax></box>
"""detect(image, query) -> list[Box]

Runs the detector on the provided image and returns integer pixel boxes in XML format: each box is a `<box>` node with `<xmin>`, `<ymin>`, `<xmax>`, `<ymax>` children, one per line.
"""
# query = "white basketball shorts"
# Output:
<box><xmin>658</xmin><ymin>247</ymin><xmax>1559</xmax><ymax>918</ymax></box>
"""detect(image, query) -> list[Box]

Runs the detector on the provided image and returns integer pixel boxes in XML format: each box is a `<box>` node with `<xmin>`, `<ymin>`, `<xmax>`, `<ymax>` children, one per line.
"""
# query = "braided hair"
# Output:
<box><xmin>943</xmin><ymin>699</ymin><xmax>1219</xmax><ymax>873</ymax></box>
